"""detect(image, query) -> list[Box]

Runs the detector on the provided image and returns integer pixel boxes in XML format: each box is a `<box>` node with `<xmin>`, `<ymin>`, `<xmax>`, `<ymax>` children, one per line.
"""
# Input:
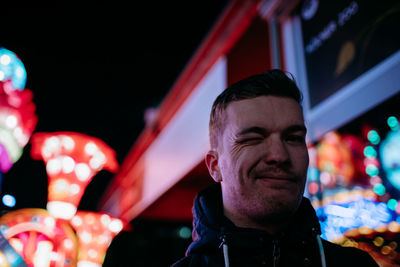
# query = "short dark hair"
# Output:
<box><xmin>209</xmin><ymin>69</ymin><xmax>303</xmax><ymax>149</ymax></box>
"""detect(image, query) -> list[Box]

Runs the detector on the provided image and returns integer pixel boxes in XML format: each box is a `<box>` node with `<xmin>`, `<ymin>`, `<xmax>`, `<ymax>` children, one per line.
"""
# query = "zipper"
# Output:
<box><xmin>272</xmin><ymin>239</ymin><xmax>280</xmax><ymax>267</ymax></box>
<box><xmin>219</xmin><ymin>235</ymin><xmax>230</xmax><ymax>267</ymax></box>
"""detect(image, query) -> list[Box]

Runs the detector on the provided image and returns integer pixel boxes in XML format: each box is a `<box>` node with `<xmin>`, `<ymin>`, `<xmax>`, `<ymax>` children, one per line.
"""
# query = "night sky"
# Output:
<box><xmin>1</xmin><ymin>2</ymin><xmax>228</xmax><ymax>212</ymax></box>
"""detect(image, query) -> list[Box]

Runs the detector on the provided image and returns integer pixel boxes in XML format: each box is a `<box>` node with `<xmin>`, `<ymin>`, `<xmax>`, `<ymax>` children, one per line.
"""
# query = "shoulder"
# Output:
<box><xmin>323</xmin><ymin>240</ymin><xmax>379</xmax><ymax>267</ymax></box>
<box><xmin>171</xmin><ymin>256</ymin><xmax>192</xmax><ymax>267</ymax></box>
<box><xmin>171</xmin><ymin>255</ymin><xmax>203</xmax><ymax>267</ymax></box>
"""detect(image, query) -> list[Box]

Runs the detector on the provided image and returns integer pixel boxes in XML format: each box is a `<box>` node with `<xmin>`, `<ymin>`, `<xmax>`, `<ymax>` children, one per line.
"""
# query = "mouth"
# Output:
<box><xmin>256</xmin><ymin>176</ymin><xmax>297</xmax><ymax>182</ymax></box>
<box><xmin>254</xmin><ymin>172</ymin><xmax>297</xmax><ymax>183</ymax></box>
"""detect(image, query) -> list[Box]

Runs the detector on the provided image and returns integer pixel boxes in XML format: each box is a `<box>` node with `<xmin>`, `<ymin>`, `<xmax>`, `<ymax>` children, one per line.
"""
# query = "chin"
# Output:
<box><xmin>255</xmin><ymin>196</ymin><xmax>302</xmax><ymax>223</ymax></box>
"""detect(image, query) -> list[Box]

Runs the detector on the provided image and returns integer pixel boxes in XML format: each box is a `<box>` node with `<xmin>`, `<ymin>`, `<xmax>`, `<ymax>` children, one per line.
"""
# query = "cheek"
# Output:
<box><xmin>219</xmin><ymin>152</ymin><xmax>246</xmax><ymax>183</ymax></box>
<box><xmin>291</xmin><ymin>149</ymin><xmax>309</xmax><ymax>173</ymax></box>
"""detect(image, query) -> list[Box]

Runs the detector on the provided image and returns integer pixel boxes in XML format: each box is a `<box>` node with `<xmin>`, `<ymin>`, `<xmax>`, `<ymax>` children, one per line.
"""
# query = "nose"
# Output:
<box><xmin>263</xmin><ymin>137</ymin><xmax>290</xmax><ymax>165</ymax></box>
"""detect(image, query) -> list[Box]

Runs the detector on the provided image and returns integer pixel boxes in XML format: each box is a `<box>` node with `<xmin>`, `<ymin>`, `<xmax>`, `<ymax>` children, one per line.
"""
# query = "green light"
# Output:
<box><xmin>178</xmin><ymin>226</ymin><xmax>192</xmax><ymax>239</ymax></box>
<box><xmin>373</xmin><ymin>183</ymin><xmax>386</xmax><ymax>196</ymax></box>
<box><xmin>387</xmin><ymin>199</ymin><xmax>398</xmax><ymax>211</ymax></box>
<box><xmin>387</xmin><ymin>116</ymin><xmax>399</xmax><ymax>131</ymax></box>
<box><xmin>367</xmin><ymin>130</ymin><xmax>380</xmax><ymax>145</ymax></box>
<box><xmin>366</xmin><ymin>164</ymin><xmax>379</xmax><ymax>176</ymax></box>
<box><xmin>363</xmin><ymin>146</ymin><xmax>377</xmax><ymax>158</ymax></box>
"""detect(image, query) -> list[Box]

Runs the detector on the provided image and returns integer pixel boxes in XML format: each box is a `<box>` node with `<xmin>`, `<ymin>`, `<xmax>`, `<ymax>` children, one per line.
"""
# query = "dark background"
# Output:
<box><xmin>1</xmin><ymin>1</ymin><xmax>228</xmax><ymax>210</ymax></box>
<box><xmin>1</xmin><ymin>3</ymin><xmax>229</xmax><ymax>265</ymax></box>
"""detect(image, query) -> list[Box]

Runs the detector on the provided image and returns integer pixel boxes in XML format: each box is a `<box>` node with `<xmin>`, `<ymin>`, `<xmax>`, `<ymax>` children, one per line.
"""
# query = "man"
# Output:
<box><xmin>172</xmin><ymin>69</ymin><xmax>378</xmax><ymax>266</ymax></box>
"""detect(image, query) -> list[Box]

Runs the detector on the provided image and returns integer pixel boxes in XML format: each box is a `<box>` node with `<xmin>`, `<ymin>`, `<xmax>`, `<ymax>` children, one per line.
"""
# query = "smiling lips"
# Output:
<box><xmin>253</xmin><ymin>171</ymin><xmax>297</xmax><ymax>183</ymax></box>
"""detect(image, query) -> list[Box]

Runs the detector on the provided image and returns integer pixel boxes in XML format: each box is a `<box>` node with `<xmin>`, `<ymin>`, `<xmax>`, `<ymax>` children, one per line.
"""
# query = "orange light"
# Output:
<box><xmin>70</xmin><ymin>211</ymin><xmax>126</xmax><ymax>267</ymax></box>
<box><xmin>0</xmin><ymin>208</ymin><xmax>79</xmax><ymax>267</ymax></box>
<box><xmin>30</xmin><ymin>132</ymin><xmax>119</xmax><ymax>219</ymax></box>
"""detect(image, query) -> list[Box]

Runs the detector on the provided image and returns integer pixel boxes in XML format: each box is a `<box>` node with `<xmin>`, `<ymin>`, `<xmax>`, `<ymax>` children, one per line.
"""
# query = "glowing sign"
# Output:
<box><xmin>30</xmin><ymin>132</ymin><xmax>119</xmax><ymax>219</ymax></box>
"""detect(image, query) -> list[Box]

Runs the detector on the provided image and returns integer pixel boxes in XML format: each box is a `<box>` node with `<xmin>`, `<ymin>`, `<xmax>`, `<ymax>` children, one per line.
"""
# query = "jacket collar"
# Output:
<box><xmin>187</xmin><ymin>183</ymin><xmax>321</xmax><ymax>254</ymax></box>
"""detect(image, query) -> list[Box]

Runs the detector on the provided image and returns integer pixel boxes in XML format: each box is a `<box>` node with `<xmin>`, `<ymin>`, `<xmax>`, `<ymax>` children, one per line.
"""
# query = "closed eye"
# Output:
<box><xmin>236</xmin><ymin>136</ymin><xmax>263</xmax><ymax>145</ymax></box>
<box><xmin>238</xmin><ymin>137</ymin><xmax>262</xmax><ymax>143</ymax></box>
<box><xmin>285</xmin><ymin>134</ymin><xmax>306</xmax><ymax>144</ymax></box>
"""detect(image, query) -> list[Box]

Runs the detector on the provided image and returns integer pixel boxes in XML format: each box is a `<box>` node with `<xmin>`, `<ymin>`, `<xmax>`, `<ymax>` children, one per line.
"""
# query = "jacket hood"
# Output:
<box><xmin>186</xmin><ymin>183</ymin><xmax>321</xmax><ymax>255</ymax></box>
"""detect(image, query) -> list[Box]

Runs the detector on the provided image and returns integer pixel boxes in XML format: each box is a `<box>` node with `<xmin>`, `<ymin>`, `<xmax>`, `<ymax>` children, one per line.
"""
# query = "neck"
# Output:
<box><xmin>223</xmin><ymin>207</ymin><xmax>290</xmax><ymax>234</ymax></box>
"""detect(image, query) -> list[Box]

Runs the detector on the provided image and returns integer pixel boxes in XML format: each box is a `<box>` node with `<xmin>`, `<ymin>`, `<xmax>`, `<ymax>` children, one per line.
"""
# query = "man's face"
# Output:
<box><xmin>207</xmin><ymin>95</ymin><xmax>309</xmax><ymax>228</ymax></box>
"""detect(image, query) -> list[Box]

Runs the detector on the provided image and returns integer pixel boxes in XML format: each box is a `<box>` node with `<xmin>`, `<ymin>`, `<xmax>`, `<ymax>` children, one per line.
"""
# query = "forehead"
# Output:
<box><xmin>224</xmin><ymin>95</ymin><xmax>305</xmax><ymax>131</ymax></box>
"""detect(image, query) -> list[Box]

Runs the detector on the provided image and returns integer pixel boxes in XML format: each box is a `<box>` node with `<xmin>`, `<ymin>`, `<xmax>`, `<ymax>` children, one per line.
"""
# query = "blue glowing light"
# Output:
<box><xmin>380</xmin><ymin>131</ymin><xmax>400</xmax><ymax>190</ymax></box>
<box><xmin>178</xmin><ymin>226</ymin><xmax>192</xmax><ymax>239</ymax></box>
<box><xmin>2</xmin><ymin>194</ymin><xmax>16</xmax><ymax>207</ymax></box>
<box><xmin>367</xmin><ymin>130</ymin><xmax>381</xmax><ymax>145</ymax></box>
<box><xmin>307</xmin><ymin>167</ymin><xmax>319</xmax><ymax>181</ymax></box>
<box><xmin>373</xmin><ymin>183</ymin><xmax>386</xmax><ymax>196</ymax></box>
<box><xmin>366</xmin><ymin>164</ymin><xmax>379</xmax><ymax>177</ymax></box>
<box><xmin>363</xmin><ymin>146</ymin><xmax>377</xmax><ymax>158</ymax></box>
<box><xmin>317</xmin><ymin>198</ymin><xmax>396</xmax><ymax>241</ymax></box>
<box><xmin>0</xmin><ymin>48</ymin><xmax>27</xmax><ymax>90</ymax></box>
<box><xmin>387</xmin><ymin>116</ymin><xmax>399</xmax><ymax>131</ymax></box>
<box><xmin>387</xmin><ymin>199</ymin><xmax>398</xmax><ymax>211</ymax></box>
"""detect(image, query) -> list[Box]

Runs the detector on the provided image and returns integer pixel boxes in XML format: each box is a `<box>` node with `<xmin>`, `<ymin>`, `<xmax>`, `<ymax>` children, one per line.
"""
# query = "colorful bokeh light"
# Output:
<box><xmin>70</xmin><ymin>211</ymin><xmax>125</xmax><ymax>267</ymax></box>
<box><xmin>0</xmin><ymin>48</ymin><xmax>27</xmax><ymax>91</ymax></box>
<box><xmin>0</xmin><ymin>80</ymin><xmax>37</xmax><ymax>172</ymax></box>
<box><xmin>30</xmin><ymin>132</ymin><xmax>119</xmax><ymax>219</ymax></box>
<box><xmin>0</xmin><ymin>208</ymin><xmax>79</xmax><ymax>267</ymax></box>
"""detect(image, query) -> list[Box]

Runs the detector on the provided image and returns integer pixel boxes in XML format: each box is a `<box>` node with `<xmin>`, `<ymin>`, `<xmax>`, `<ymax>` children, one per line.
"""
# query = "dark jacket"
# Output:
<box><xmin>172</xmin><ymin>184</ymin><xmax>378</xmax><ymax>267</ymax></box>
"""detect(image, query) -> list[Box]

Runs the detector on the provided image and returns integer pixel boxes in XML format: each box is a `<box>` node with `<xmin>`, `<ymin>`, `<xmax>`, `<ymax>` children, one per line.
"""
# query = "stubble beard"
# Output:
<box><xmin>238</xmin><ymin>185</ymin><xmax>304</xmax><ymax>229</ymax></box>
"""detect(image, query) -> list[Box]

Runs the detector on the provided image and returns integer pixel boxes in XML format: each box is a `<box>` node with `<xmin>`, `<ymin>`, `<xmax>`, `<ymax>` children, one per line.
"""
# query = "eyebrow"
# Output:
<box><xmin>283</xmin><ymin>125</ymin><xmax>307</xmax><ymax>135</ymax></box>
<box><xmin>237</xmin><ymin>126</ymin><xmax>267</xmax><ymax>136</ymax></box>
<box><xmin>237</xmin><ymin>125</ymin><xmax>307</xmax><ymax>137</ymax></box>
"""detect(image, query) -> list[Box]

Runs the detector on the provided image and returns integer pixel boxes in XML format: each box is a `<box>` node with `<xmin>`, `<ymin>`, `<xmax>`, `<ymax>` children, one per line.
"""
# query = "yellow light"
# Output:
<box><xmin>373</xmin><ymin>236</ymin><xmax>384</xmax><ymax>247</ymax></box>
<box><xmin>389</xmin><ymin>241</ymin><xmax>398</xmax><ymax>250</ymax></box>
<box><xmin>381</xmin><ymin>245</ymin><xmax>392</xmax><ymax>255</ymax></box>
<box><xmin>0</xmin><ymin>251</ymin><xmax>10</xmax><ymax>267</ymax></box>
<box><xmin>388</xmin><ymin>221</ymin><xmax>400</xmax><ymax>232</ymax></box>
<box><xmin>358</xmin><ymin>226</ymin><xmax>373</xmax><ymax>235</ymax></box>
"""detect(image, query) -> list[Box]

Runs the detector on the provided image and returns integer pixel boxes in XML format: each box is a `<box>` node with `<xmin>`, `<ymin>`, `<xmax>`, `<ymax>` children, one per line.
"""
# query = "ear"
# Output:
<box><xmin>205</xmin><ymin>150</ymin><xmax>222</xmax><ymax>182</ymax></box>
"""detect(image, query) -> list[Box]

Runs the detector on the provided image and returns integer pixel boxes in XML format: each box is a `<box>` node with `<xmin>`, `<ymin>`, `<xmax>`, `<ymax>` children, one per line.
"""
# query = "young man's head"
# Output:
<box><xmin>205</xmin><ymin>69</ymin><xmax>309</xmax><ymax>232</ymax></box>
